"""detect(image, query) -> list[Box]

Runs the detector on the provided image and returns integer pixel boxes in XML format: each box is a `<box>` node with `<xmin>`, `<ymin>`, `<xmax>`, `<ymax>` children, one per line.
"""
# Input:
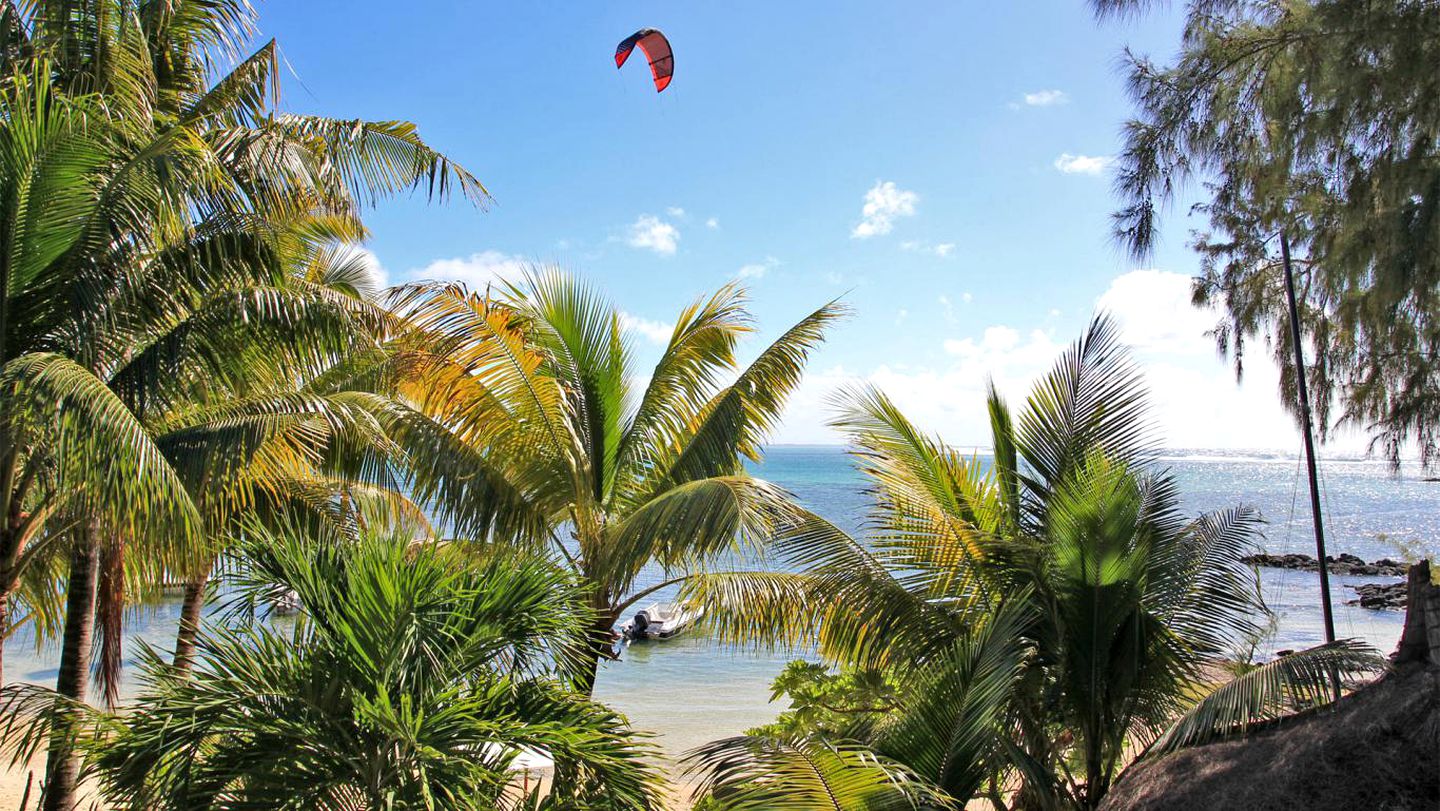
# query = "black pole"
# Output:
<box><xmin>1280</xmin><ymin>232</ymin><xmax>1339</xmax><ymax>659</ymax></box>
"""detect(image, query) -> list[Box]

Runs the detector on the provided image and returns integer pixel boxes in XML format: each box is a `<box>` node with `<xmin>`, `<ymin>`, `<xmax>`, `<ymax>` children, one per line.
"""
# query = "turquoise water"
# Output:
<box><xmin>4</xmin><ymin>446</ymin><xmax>1426</xmax><ymax>757</ymax></box>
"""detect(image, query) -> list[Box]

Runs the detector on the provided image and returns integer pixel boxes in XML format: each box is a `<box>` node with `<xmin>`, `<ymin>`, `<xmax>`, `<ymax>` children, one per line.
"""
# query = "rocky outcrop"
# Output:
<box><xmin>1241</xmin><ymin>552</ymin><xmax>1408</xmax><ymax>577</ymax></box>
<box><xmin>1347</xmin><ymin>581</ymin><xmax>1407</xmax><ymax>609</ymax></box>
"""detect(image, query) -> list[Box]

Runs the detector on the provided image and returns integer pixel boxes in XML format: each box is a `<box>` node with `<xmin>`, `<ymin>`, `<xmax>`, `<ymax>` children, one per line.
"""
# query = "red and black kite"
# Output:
<box><xmin>615</xmin><ymin>28</ymin><xmax>673</xmax><ymax>92</ymax></box>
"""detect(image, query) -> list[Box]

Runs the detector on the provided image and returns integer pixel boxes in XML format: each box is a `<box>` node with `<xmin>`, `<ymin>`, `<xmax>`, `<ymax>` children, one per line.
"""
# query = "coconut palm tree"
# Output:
<box><xmin>0</xmin><ymin>0</ymin><xmax>486</xmax><ymax>671</ymax></box>
<box><xmin>0</xmin><ymin>4</ymin><xmax>486</xmax><ymax>805</ymax></box>
<box><xmin>394</xmin><ymin>272</ymin><xmax>845</xmax><ymax>692</ymax></box>
<box><xmin>1</xmin><ymin>514</ymin><xmax>665</xmax><ymax>810</ymax></box>
<box><xmin>686</xmin><ymin>317</ymin><xmax>1386</xmax><ymax>810</ymax></box>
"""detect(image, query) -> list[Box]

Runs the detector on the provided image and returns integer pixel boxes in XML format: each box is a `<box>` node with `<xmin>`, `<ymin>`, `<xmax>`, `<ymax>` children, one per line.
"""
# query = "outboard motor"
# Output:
<box><xmin>631</xmin><ymin>612</ymin><xmax>650</xmax><ymax>640</ymax></box>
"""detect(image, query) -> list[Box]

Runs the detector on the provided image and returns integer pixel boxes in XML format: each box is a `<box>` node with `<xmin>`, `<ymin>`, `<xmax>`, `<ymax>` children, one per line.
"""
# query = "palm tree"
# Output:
<box><xmin>1</xmin><ymin>515</ymin><xmax>665</xmax><ymax>810</ymax></box>
<box><xmin>687</xmin><ymin>317</ymin><xmax>1385</xmax><ymax>809</ymax></box>
<box><xmin>393</xmin><ymin>272</ymin><xmax>845</xmax><ymax>692</ymax></box>
<box><xmin>0</xmin><ymin>4</ymin><xmax>486</xmax><ymax>805</ymax></box>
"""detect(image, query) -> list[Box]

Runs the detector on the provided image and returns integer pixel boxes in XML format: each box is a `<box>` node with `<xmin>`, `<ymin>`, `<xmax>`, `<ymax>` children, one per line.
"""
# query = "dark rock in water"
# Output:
<box><xmin>1347</xmin><ymin>582</ymin><xmax>1407</xmax><ymax>610</ymax></box>
<box><xmin>1241</xmin><ymin>552</ymin><xmax>1408</xmax><ymax>577</ymax></box>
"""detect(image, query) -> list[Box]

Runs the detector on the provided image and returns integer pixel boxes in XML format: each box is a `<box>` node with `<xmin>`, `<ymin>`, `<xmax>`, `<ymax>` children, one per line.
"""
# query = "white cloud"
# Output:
<box><xmin>736</xmin><ymin>256</ymin><xmax>781</xmax><ymax>281</ymax></box>
<box><xmin>938</xmin><ymin>294</ymin><xmax>958</xmax><ymax>324</ymax></box>
<box><xmin>666</xmin><ymin>206</ymin><xmax>687</xmax><ymax>219</ymax></box>
<box><xmin>626</xmin><ymin>215</ymin><xmax>680</xmax><ymax>256</ymax></box>
<box><xmin>896</xmin><ymin>308</ymin><xmax>909</xmax><ymax>325</ymax></box>
<box><xmin>706</xmin><ymin>217</ymin><xmax>720</xmax><ymax>230</ymax></box>
<box><xmin>407</xmin><ymin>250</ymin><xmax>529</xmax><ymax>291</ymax></box>
<box><xmin>1097</xmin><ymin>269</ymin><xmax>1218</xmax><ymax>356</ymax></box>
<box><xmin>1023</xmin><ymin>89</ymin><xmax>1069</xmax><ymax>107</ymax></box>
<box><xmin>901</xmin><ymin>240</ymin><xmax>957</xmax><ymax>257</ymax></box>
<box><xmin>619</xmin><ymin>312</ymin><xmax>674</xmax><ymax>345</ymax></box>
<box><xmin>851</xmin><ymin>180</ymin><xmax>918</xmax><ymax>239</ymax></box>
<box><xmin>769</xmin><ymin>268</ymin><xmax>1369</xmax><ymax>454</ymax></box>
<box><xmin>1054</xmin><ymin>153</ymin><xmax>1113</xmax><ymax>175</ymax></box>
<box><xmin>961</xmin><ymin>292</ymin><xmax>973</xmax><ymax>304</ymax></box>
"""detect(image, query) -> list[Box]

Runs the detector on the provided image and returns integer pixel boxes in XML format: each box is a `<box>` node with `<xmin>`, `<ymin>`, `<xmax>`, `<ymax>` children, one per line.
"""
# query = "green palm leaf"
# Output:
<box><xmin>661</xmin><ymin>298</ymin><xmax>849</xmax><ymax>486</ymax></box>
<box><xmin>1147</xmin><ymin>640</ymin><xmax>1386</xmax><ymax>757</ymax></box>
<box><xmin>684</xmin><ymin>734</ymin><xmax>955</xmax><ymax>810</ymax></box>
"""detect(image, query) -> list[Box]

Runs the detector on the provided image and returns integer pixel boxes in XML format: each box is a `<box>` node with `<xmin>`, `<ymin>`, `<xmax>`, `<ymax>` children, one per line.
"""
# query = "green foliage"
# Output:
<box><xmin>684</xmin><ymin>735</ymin><xmax>956</xmax><ymax>811</ymax></box>
<box><xmin>0</xmin><ymin>0</ymin><xmax>486</xmax><ymax>653</ymax></box>
<box><xmin>1</xmin><ymin>518</ymin><xmax>665</xmax><ymax>810</ymax></box>
<box><xmin>1149</xmin><ymin>640</ymin><xmax>1384</xmax><ymax>756</ymax></box>
<box><xmin>747</xmin><ymin>661</ymin><xmax>900</xmax><ymax>740</ymax></box>
<box><xmin>394</xmin><ymin>271</ymin><xmax>845</xmax><ymax>689</ymax></box>
<box><xmin>1111</xmin><ymin>0</ymin><xmax>1440</xmax><ymax>465</ymax></box>
<box><xmin>687</xmin><ymin>317</ymin><xmax>1386</xmax><ymax>810</ymax></box>
<box><xmin>1372</xmin><ymin>533</ymin><xmax>1439</xmax><ymax>567</ymax></box>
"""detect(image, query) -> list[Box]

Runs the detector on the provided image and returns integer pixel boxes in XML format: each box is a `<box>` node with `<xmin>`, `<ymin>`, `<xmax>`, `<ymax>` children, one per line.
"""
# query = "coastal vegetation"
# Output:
<box><xmin>1109</xmin><ymin>0</ymin><xmax>1440</xmax><ymax>465</ymax></box>
<box><xmin>0</xmin><ymin>0</ymin><xmax>1433</xmax><ymax>809</ymax></box>
<box><xmin>5</xmin><ymin>519</ymin><xmax>664</xmax><ymax>809</ymax></box>
<box><xmin>392</xmin><ymin>274</ymin><xmax>844</xmax><ymax>693</ymax></box>
<box><xmin>682</xmin><ymin>318</ymin><xmax>1386</xmax><ymax>809</ymax></box>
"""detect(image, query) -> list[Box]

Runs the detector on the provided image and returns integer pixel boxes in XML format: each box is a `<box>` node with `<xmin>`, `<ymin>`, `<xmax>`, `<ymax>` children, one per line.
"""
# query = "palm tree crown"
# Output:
<box><xmin>3</xmin><ymin>516</ymin><xmax>664</xmax><ymax>809</ymax></box>
<box><xmin>395</xmin><ymin>271</ymin><xmax>846</xmax><ymax>689</ymax></box>
<box><xmin>688</xmin><ymin>317</ymin><xmax>1381</xmax><ymax>809</ymax></box>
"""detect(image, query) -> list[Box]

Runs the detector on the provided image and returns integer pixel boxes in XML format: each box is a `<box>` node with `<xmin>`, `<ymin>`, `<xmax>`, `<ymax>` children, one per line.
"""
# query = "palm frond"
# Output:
<box><xmin>599</xmin><ymin>475</ymin><xmax>792</xmax><ymax>598</ymax></box>
<box><xmin>873</xmin><ymin>602</ymin><xmax>1030</xmax><ymax>798</ymax></box>
<box><xmin>0</xmin><ymin>353</ymin><xmax>199</xmax><ymax>544</ymax></box>
<box><xmin>1016</xmin><ymin>314</ymin><xmax>1155</xmax><ymax>490</ymax></box>
<box><xmin>612</xmin><ymin>283</ymin><xmax>750</xmax><ymax>509</ymax></box>
<box><xmin>272</xmin><ymin>114</ymin><xmax>490</xmax><ymax>208</ymax></box>
<box><xmin>1147</xmin><ymin>640</ymin><xmax>1386</xmax><ymax>756</ymax></box>
<box><xmin>660</xmin><ymin>298</ymin><xmax>848</xmax><ymax>486</ymax></box>
<box><xmin>684</xmin><ymin>734</ymin><xmax>955</xmax><ymax>811</ymax></box>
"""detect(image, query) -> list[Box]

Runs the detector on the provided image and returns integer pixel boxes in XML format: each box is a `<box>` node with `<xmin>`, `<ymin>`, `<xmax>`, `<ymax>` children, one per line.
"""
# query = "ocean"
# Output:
<box><xmin>4</xmin><ymin>446</ymin><xmax>1428</xmax><ymax>758</ymax></box>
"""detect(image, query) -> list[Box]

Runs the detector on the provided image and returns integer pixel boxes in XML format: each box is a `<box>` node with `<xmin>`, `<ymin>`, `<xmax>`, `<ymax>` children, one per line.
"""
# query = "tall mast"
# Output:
<box><xmin>1280</xmin><ymin>232</ymin><xmax>1339</xmax><ymax>661</ymax></box>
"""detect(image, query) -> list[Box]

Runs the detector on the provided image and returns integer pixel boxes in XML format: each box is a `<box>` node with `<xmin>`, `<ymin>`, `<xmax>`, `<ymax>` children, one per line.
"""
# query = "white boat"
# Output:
<box><xmin>271</xmin><ymin>589</ymin><xmax>302</xmax><ymax>616</ymax></box>
<box><xmin>620</xmin><ymin>602</ymin><xmax>703</xmax><ymax>642</ymax></box>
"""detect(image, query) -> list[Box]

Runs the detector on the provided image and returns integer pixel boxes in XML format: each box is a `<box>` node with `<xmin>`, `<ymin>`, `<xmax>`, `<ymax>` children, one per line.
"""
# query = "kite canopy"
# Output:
<box><xmin>615</xmin><ymin>28</ymin><xmax>673</xmax><ymax>92</ymax></box>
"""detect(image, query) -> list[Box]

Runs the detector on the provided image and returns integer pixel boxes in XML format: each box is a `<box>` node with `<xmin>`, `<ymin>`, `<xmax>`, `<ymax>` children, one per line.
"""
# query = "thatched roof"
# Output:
<box><xmin>1102</xmin><ymin>562</ymin><xmax>1440</xmax><ymax>811</ymax></box>
<box><xmin>1099</xmin><ymin>664</ymin><xmax>1438</xmax><ymax>811</ymax></box>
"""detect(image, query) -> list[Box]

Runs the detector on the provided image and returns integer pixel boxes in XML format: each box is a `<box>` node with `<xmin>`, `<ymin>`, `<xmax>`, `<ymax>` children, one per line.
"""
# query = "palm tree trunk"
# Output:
<box><xmin>173</xmin><ymin>571</ymin><xmax>209</xmax><ymax>674</ymax></box>
<box><xmin>575</xmin><ymin>610</ymin><xmax>618</xmax><ymax>696</ymax></box>
<box><xmin>42</xmin><ymin>539</ymin><xmax>99</xmax><ymax>811</ymax></box>
<box><xmin>0</xmin><ymin>589</ymin><xmax>9</xmax><ymax>686</ymax></box>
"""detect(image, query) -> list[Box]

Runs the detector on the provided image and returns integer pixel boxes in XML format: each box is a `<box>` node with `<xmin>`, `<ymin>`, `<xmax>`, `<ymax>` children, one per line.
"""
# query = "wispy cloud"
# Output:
<box><xmin>1053</xmin><ymin>153</ymin><xmax>1112</xmax><ymax>175</ymax></box>
<box><xmin>736</xmin><ymin>256</ymin><xmax>781</xmax><ymax>281</ymax></box>
<box><xmin>705</xmin><ymin>217</ymin><xmax>720</xmax><ymax>230</ymax></box>
<box><xmin>938</xmin><ymin>294</ymin><xmax>957</xmax><ymax>324</ymax></box>
<box><xmin>625</xmin><ymin>215</ymin><xmax>680</xmax><ymax>255</ymax></box>
<box><xmin>619</xmin><ymin>312</ymin><xmax>675</xmax><ymax>345</ymax></box>
<box><xmin>1023</xmin><ymin>89</ymin><xmax>1068</xmax><ymax>107</ymax></box>
<box><xmin>666</xmin><ymin>206</ymin><xmax>687</xmax><ymax>219</ymax></box>
<box><xmin>852</xmin><ymin>180</ymin><xmax>918</xmax><ymax>239</ymax></box>
<box><xmin>901</xmin><ymin>240</ymin><xmax>957</xmax><ymax>258</ymax></box>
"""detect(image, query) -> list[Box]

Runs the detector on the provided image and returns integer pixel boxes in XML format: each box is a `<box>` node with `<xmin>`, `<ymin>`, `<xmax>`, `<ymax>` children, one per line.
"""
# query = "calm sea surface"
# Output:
<box><xmin>5</xmin><ymin>446</ymin><xmax>1430</xmax><ymax>757</ymax></box>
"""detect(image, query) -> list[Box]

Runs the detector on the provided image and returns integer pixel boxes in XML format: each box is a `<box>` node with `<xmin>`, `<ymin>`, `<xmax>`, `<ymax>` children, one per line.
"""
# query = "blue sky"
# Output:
<box><xmin>254</xmin><ymin>1</ymin><xmax>1351</xmax><ymax>453</ymax></box>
